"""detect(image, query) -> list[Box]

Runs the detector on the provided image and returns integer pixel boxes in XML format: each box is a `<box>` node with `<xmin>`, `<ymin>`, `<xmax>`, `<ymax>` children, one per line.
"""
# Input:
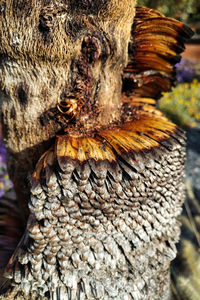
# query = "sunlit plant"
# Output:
<box><xmin>159</xmin><ymin>79</ymin><xmax>200</xmax><ymax>128</ymax></box>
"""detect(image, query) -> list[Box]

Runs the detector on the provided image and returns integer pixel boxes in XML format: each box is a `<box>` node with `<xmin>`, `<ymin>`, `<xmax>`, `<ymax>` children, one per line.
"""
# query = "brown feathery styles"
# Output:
<box><xmin>123</xmin><ymin>6</ymin><xmax>193</xmax><ymax>99</ymax></box>
<box><xmin>0</xmin><ymin>2</ymin><xmax>193</xmax><ymax>299</ymax></box>
<box><xmin>55</xmin><ymin>106</ymin><xmax>177</xmax><ymax>164</ymax></box>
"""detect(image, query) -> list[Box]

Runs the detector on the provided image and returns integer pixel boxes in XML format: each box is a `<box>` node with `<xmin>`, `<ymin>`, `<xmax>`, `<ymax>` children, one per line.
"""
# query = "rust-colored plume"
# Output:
<box><xmin>123</xmin><ymin>6</ymin><xmax>193</xmax><ymax>99</ymax></box>
<box><xmin>55</xmin><ymin>104</ymin><xmax>177</xmax><ymax>165</ymax></box>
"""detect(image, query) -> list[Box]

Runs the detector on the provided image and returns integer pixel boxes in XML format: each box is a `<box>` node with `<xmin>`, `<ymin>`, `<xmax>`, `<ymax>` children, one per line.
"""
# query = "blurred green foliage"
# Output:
<box><xmin>159</xmin><ymin>79</ymin><xmax>200</xmax><ymax>128</ymax></box>
<box><xmin>137</xmin><ymin>0</ymin><xmax>200</xmax><ymax>23</ymax></box>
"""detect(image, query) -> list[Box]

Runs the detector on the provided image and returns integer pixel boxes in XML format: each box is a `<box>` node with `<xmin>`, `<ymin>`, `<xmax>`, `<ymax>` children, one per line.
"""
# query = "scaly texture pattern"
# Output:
<box><xmin>0</xmin><ymin>2</ymin><xmax>193</xmax><ymax>299</ymax></box>
<box><xmin>0</xmin><ymin>117</ymin><xmax>186</xmax><ymax>299</ymax></box>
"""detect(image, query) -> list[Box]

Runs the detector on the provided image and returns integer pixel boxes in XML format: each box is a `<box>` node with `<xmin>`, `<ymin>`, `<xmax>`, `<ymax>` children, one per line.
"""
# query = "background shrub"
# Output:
<box><xmin>159</xmin><ymin>79</ymin><xmax>200</xmax><ymax>128</ymax></box>
<box><xmin>138</xmin><ymin>0</ymin><xmax>199</xmax><ymax>24</ymax></box>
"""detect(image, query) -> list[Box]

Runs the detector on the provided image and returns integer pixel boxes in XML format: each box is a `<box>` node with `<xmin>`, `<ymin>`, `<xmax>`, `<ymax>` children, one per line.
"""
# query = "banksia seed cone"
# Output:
<box><xmin>0</xmin><ymin>3</ymin><xmax>193</xmax><ymax>300</ymax></box>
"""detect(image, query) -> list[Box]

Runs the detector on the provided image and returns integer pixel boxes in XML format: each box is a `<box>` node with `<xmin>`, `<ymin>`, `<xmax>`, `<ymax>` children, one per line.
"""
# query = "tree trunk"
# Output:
<box><xmin>0</xmin><ymin>1</ymin><xmax>192</xmax><ymax>299</ymax></box>
<box><xmin>0</xmin><ymin>0</ymin><xmax>135</xmax><ymax>222</ymax></box>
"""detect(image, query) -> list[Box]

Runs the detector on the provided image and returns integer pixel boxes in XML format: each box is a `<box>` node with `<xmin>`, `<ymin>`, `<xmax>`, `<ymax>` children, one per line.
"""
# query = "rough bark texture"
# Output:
<box><xmin>0</xmin><ymin>1</ymin><xmax>193</xmax><ymax>299</ymax></box>
<box><xmin>0</xmin><ymin>0</ymin><xmax>136</xmax><ymax>221</ymax></box>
